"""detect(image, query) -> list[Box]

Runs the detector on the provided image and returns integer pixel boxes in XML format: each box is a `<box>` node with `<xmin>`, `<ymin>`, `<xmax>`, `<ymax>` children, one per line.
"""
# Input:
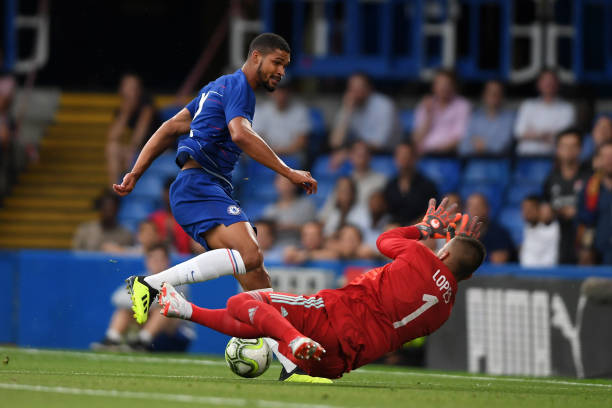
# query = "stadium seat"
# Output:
<box><xmin>580</xmin><ymin>134</ymin><xmax>595</xmax><ymax>162</ymax></box>
<box><xmin>459</xmin><ymin>182</ymin><xmax>506</xmax><ymax>217</ymax></box>
<box><xmin>158</xmin><ymin>105</ymin><xmax>182</xmax><ymax>122</ymax></box>
<box><xmin>311</xmin><ymin>178</ymin><xmax>335</xmax><ymax>209</ymax></box>
<box><xmin>370</xmin><ymin>155</ymin><xmax>396</xmax><ymax>178</ymax></box>
<box><xmin>462</xmin><ymin>158</ymin><xmax>511</xmax><ymax>186</ymax></box>
<box><xmin>400</xmin><ymin>109</ymin><xmax>414</xmax><ymax>134</ymax></box>
<box><xmin>130</xmin><ymin>173</ymin><xmax>164</xmax><ymax>199</ymax></box>
<box><xmin>417</xmin><ymin>158</ymin><xmax>461</xmax><ymax>195</ymax></box>
<box><xmin>118</xmin><ymin>196</ymin><xmax>157</xmax><ymax>232</ymax></box>
<box><xmin>505</xmin><ymin>182</ymin><xmax>543</xmax><ymax>206</ymax></box>
<box><xmin>241</xmin><ymin>199</ymin><xmax>268</xmax><ymax>222</ymax></box>
<box><xmin>148</xmin><ymin>152</ymin><xmax>179</xmax><ymax>179</ymax></box>
<box><xmin>309</xmin><ymin>107</ymin><xmax>327</xmax><ymax>157</ymax></box>
<box><xmin>311</xmin><ymin>155</ymin><xmax>352</xmax><ymax>181</ymax></box>
<box><xmin>513</xmin><ymin>158</ymin><xmax>553</xmax><ymax>184</ymax></box>
<box><xmin>498</xmin><ymin>206</ymin><xmax>524</xmax><ymax>246</ymax></box>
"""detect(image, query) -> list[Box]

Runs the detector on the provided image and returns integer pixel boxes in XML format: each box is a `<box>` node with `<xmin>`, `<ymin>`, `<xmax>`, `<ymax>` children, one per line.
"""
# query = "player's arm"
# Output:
<box><xmin>113</xmin><ymin>108</ymin><xmax>192</xmax><ymax>196</ymax></box>
<box><xmin>228</xmin><ymin>117</ymin><xmax>317</xmax><ymax>194</ymax></box>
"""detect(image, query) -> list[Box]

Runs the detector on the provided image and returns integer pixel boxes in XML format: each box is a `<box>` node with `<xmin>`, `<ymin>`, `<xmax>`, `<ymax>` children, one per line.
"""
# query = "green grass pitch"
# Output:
<box><xmin>0</xmin><ymin>347</ymin><xmax>610</xmax><ymax>408</ymax></box>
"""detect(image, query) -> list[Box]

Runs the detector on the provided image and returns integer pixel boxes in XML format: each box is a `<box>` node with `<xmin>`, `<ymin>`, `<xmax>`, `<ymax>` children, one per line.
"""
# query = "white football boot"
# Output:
<box><xmin>159</xmin><ymin>282</ymin><xmax>192</xmax><ymax>320</ymax></box>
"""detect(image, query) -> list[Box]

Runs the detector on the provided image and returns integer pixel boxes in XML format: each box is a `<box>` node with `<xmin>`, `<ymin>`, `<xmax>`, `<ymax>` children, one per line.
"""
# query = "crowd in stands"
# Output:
<box><xmin>74</xmin><ymin>68</ymin><xmax>612</xmax><ymax>268</ymax></box>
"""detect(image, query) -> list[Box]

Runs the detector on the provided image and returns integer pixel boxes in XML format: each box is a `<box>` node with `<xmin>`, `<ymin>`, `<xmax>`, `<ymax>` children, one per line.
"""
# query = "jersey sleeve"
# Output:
<box><xmin>223</xmin><ymin>80</ymin><xmax>251</xmax><ymax>125</ymax></box>
<box><xmin>376</xmin><ymin>226</ymin><xmax>422</xmax><ymax>259</ymax></box>
<box><xmin>185</xmin><ymin>95</ymin><xmax>200</xmax><ymax>116</ymax></box>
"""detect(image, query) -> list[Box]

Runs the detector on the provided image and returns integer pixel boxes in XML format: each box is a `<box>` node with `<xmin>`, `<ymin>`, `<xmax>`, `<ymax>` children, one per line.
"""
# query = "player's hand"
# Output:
<box><xmin>286</xmin><ymin>169</ymin><xmax>318</xmax><ymax>195</ymax></box>
<box><xmin>112</xmin><ymin>172</ymin><xmax>138</xmax><ymax>196</ymax></box>
<box><xmin>414</xmin><ymin>197</ymin><xmax>459</xmax><ymax>240</ymax></box>
<box><xmin>447</xmin><ymin>214</ymin><xmax>483</xmax><ymax>240</ymax></box>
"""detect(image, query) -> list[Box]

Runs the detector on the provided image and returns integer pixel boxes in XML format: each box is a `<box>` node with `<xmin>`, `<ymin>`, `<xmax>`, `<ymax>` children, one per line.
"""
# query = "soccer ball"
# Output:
<box><xmin>224</xmin><ymin>337</ymin><xmax>272</xmax><ymax>378</ymax></box>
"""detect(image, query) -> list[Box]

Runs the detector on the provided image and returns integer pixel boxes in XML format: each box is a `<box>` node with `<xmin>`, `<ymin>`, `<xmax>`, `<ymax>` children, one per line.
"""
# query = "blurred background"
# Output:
<box><xmin>1</xmin><ymin>0</ymin><xmax>612</xmax><ymax>378</ymax></box>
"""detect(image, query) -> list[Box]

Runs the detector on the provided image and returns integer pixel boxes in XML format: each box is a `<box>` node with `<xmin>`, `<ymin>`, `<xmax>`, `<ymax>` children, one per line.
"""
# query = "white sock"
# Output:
<box><xmin>254</xmin><ymin>288</ymin><xmax>298</xmax><ymax>373</ymax></box>
<box><xmin>144</xmin><ymin>249</ymin><xmax>247</xmax><ymax>290</ymax></box>
<box><xmin>139</xmin><ymin>329</ymin><xmax>154</xmax><ymax>344</ymax></box>
<box><xmin>105</xmin><ymin>328</ymin><xmax>121</xmax><ymax>343</ymax></box>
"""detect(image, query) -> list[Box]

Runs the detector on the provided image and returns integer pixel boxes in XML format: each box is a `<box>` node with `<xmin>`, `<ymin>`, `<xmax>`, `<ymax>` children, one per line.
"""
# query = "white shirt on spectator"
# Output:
<box><xmin>514</xmin><ymin>98</ymin><xmax>575</xmax><ymax>156</ymax></box>
<box><xmin>253</xmin><ymin>100</ymin><xmax>311</xmax><ymax>151</ymax></box>
<box><xmin>320</xmin><ymin>204</ymin><xmax>370</xmax><ymax>237</ymax></box>
<box><xmin>520</xmin><ymin>222</ymin><xmax>560</xmax><ymax>267</ymax></box>
<box><xmin>339</xmin><ymin>93</ymin><xmax>399</xmax><ymax>149</ymax></box>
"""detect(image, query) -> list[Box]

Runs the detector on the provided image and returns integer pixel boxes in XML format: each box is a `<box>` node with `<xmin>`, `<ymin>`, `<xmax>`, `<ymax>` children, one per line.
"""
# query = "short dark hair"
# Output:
<box><xmin>556</xmin><ymin>127</ymin><xmax>583</xmax><ymax>145</ymax></box>
<box><xmin>146</xmin><ymin>242</ymin><xmax>170</xmax><ymax>258</ymax></box>
<box><xmin>339</xmin><ymin>223</ymin><xmax>363</xmax><ymax>241</ymax></box>
<box><xmin>349</xmin><ymin>71</ymin><xmax>373</xmax><ymax>88</ymax></box>
<box><xmin>255</xmin><ymin>218</ymin><xmax>278</xmax><ymax>239</ymax></box>
<box><xmin>434</xmin><ymin>68</ymin><xmax>458</xmax><ymax>85</ymax></box>
<box><xmin>452</xmin><ymin>236</ymin><xmax>486</xmax><ymax>280</ymax></box>
<box><xmin>248</xmin><ymin>33</ymin><xmax>290</xmax><ymax>57</ymax></box>
<box><xmin>523</xmin><ymin>194</ymin><xmax>541</xmax><ymax>204</ymax></box>
<box><xmin>538</xmin><ymin>68</ymin><xmax>559</xmax><ymax>81</ymax></box>
<box><xmin>94</xmin><ymin>189</ymin><xmax>120</xmax><ymax>210</ymax></box>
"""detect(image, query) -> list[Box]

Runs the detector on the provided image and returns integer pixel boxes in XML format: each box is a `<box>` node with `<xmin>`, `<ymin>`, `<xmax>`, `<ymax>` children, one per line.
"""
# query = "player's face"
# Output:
<box><xmin>256</xmin><ymin>49</ymin><xmax>290</xmax><ymax>92</ymax></box>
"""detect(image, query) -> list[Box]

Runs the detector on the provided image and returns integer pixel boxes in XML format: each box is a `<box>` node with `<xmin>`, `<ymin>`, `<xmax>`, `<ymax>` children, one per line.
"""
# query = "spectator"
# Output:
<box><xmin>283</xmin><ymin>221</ymin><xmax>337</xmax><ymax>264</ymax></box>
<box><xmin>413</xmin><ymin>69</ymin><xmax>471</xmax><ymax>154</ymax></box>
<box><xmin>362</xmin><ymin>191</ymin><xmax>392</xmax><ymax>250</ymax></box>
<box><xmin>321</xmin><ymin>141</ymin><xmax>388</xmax><ymax>211</ymax></box>
<box><xmin>466</xmin><ymin>193</ymin><xmax>514</xmax><ymax>264</ymax></box>
<box><xmin>330</xmin><ymin>72</ymin><xmax>399</xmax><ymax>151</ymax></box>
<box><xmin>583</xmin><ymin>116</ymin><xmax>612</xmax><ymax>165</ymax></box>
<box><xmin>263</xmin><ymin>174</ymin><xmax>317</xmax><ymax>244</ymax></box>
<box><xmin>254</xmin><ymin>219</ymin><xmax>284</xmax><ymax>263</ymax></box>
<box><xmin>459</xmin><ymin>80</ymin><xmax>515</xmax><ymax>156</ymax></box>
<box><xmin>73</xmin><ymin>190</ymin><xmax>134</xmax><ymax>251</ymax></box>
<box><xmin>106</xmin><ymin>73</ymin><xmax>160</xmax><ymax>184</ymax></box>
<box><xmin>383</xmin><ymin>142</ymin><xmax>438</xmax><ymax>226</ymax></box>
<box><xmin>252</xmin><ymin>80</ymin><xmax>310</xmax><ymax>158</ymax></box>
<box><xmin>514</xmin><ymin>69</ymin><xmax>576</xmax><ymax>156</ymax></box>
<box><xmin>101</xmin><ymin>219</ymin><xmax>159</xmax><ymax>254</ymax></box>
<box><xmin>91</xmin><ymin>244</ymin><xmax>193</xmax><ymax>352</ymax></box>
<box><xmin>445</xmin><ymin>191</ymin><xmax>463</xmax><ymax>213</ymax></box>
<box><xmin>332</xmin><ymin>224</ymin><xmax>377</xmax><ymax>260</ymax></box>
<box><xmin>520</xmin><ymin>196</ymin><xmax>560</xmax><ymax>267</ymax></box>
<box><xmin>577</xmin><ymin>141</ymin><xmax>612</xmax><ymax>265</ymax></box>
<box><xmin>319</xmin><ymin>177</ymin><xmax>369</xmax><ymax>237</ymax></box>
<box><xmin>543</xmin><ymin>128</ymin><xmax>591</xmax><ymax>264</ymax></box>
<box><xmin>149</xmin><ymin>178</ymin><xmax>191</xmax><ymax>254</ymax></box>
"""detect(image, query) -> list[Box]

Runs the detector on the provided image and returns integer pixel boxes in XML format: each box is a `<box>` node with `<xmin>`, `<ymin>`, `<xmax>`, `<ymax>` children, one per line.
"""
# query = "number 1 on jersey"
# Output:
<box><xmin>392</xmin><ymin>294</ymin><xmax>439</xmax><ymax>329</ymax></box>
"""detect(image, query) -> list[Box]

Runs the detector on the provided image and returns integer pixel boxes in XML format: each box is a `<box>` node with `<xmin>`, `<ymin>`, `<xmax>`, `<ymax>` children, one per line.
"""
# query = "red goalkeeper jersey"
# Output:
<box><xmin>319</xmin><ymin>226</ymin><xmax>458</xmax><ymax>371</ymax></box>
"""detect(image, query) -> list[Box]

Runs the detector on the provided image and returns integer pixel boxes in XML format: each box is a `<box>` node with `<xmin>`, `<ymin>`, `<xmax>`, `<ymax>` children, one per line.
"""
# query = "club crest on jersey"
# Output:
<box><xmin>227</xmin><ymin>205</ymin><xmax>241</xmax><ymax>216</ymax></box>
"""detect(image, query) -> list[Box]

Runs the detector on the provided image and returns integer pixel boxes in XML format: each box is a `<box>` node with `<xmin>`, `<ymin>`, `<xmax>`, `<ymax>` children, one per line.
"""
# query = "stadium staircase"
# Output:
<box><xmin>0</xmin><ymin>93</ymin><xmax>173</xmax><ymax>249</ymax></box>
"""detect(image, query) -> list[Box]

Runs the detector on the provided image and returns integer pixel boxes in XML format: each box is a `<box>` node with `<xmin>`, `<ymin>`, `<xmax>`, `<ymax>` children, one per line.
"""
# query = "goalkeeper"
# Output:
<box><xmin>159</xmin><ymin>197</ymin><xmax>485</xmax><ymax>379</ymax></box>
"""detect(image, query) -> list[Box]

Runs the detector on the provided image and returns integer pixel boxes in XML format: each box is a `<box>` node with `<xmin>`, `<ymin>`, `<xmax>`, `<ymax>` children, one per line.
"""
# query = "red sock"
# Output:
<box><xmin>189</xmin><ymin>305</ymin><xmax>262</xmax><ymax>338</ymax></box>
<box><xmin>226</xmin><ymin>293</ymin><xmax>303</xmax><ymax>345</ymax></box>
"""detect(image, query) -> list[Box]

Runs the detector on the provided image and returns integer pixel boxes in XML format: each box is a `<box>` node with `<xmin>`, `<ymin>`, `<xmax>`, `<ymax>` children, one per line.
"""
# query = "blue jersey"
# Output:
<box><xmin>176</xmin><ymin>69</ymin><xmax>256</xmax><ymax>189</ymax></box>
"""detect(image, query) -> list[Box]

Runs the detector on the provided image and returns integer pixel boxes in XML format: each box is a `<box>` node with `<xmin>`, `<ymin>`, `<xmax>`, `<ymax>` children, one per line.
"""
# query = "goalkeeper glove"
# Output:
<box><xmin>447</xmin><ymin>213</ymin><xmax>482</xmax><ymax>240</ymax></box>
<box><xmin>414</xmin><ymin>197</ymin><xmax>459</xmax><ymax>240</ymax></box>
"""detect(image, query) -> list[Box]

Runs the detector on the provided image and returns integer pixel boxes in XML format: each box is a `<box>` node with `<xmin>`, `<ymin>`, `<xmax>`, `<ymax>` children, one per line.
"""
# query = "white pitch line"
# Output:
<box><xmin>0</xmin><ymin>383</ymin><xmax>340</xmax><ymax>408</ymax></box>
<box><xmin>1</xmin><ymin>369</ymin><xmax>228</xmax><ymax>382</ymax></box>
<box><xmin>354</xmin><ymin>369</ymin><xmax>612</xmax><ymax>389</ymax></box>
<box><xmin>0</xmin><ymin>347</ymin><xmax>226</xmax><ymax>366</ymax></box>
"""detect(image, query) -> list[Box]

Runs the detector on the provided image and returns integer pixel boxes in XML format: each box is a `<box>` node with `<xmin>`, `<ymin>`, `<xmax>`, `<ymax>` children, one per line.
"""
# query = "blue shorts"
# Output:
<box><xmin>169</xmin><ymin>168</ymin><xmax>250</xmax><ymax>250</ymax></box>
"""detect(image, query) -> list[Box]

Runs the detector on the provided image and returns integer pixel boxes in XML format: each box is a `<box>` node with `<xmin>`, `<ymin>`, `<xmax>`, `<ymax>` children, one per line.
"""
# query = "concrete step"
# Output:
<box><xmin>40</xmin><ymin>137</ymin><xmax>106</xmax><ymax>149</ymax></box>
<box><xmin>4</xmin><ymin>197</ymin><xmax>93</xmax><ymax>210</ymax></box>
<box><xmin>0</xmin><ymin>223</ymin><xmax>76</xmax><ymax>236</ymax></box>
<box><xmin>0</xmin><ymin>235</ymin><xmax>72</xmax><ymax>249</ymax></box>
<box><xmin>0</xmin><ymin>210</ymin><xmax>96</xmax><ymax>223</ymax></box>
<box><xmin>18</xmin><ymin>172</ymin><xmax>108</xmax><ymax>185</ymax></box>
<box><xmin>29</xmin><ymin>162</ymin><xmax>106</xmax><ymax>173</ymax></box>
<box><xmin>12</xmin><ymin>185</ymin><xmax>102</xmax><ymax>197</ymax></box>
<box><xmin>54</xmin><ymin>111</ymin><xmax>113</xmax><ymax>125</ymax></box>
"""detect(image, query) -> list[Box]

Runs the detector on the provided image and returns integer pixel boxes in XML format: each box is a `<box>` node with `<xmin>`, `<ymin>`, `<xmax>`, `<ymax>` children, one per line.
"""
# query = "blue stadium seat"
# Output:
<box><xmin>308</xmin><ymin>108</ymin><xmax>326</xmax><ymax>158</ymax></box>
<box><xmin>513</xmin><ymin>158</ymin><xmax>553</xmax><ymax>184</ymax></box>
<box><xmin>506</xmin><ymin>182</ymin><xmax>543</xmax><ymax>206</ymax></box>
<box><xmin>400</xmin><ymin>109</ymin><xmax>414</xmax><ymax>134</ymax></box>
<box><xmin>370</xmin><ymin>155</ymin><xmax>396</xmax><ymax>178</ymax></box>
<box><xmin>418</xmin><ymin>158</ymin><xmax>461</xmax><ymax>195</ymax></box>
<box><xmin>241</xmin><ymin>199</ymin><xmax>269</xmax><ymax>222</ymax></box>
<box><xmin>158</xmin><ymin>105</ymin><xmax>182</xmax><ymax>122</ymax></box>
<box><xmin>118</xmin><ymin>197</ymin><xmax>156</xmax><ymax>232</ymax></box>
<box><xmin>460</xmin><ymin>182</ymin><xmax>506</xmax><ymax>217</ymax></box>
<box><xmin>580</xmin><ymin>134</ymin><xmax>595</xmax><ymax>162</ymax></box>
<box><xmin>148</xmin><ymin>152</ymin><xmax>179</xmax><ymax>180</ymax></box>
<box><xmin>311</xmin><ymin>155</ymin><xmax>352</xmax><ymax>181</ymax></box>
<box><xmin>130</xmin><ymin>174</ymin><xmax>164</xmax><ymax>200</ymax></box>
<box><xmin>463</xmin><ymin>158</ymin><xmax>511</xmax><ymax>186</ymax></box>
<box><xmin>311</xmin><ymin>178</ymin><xmax>336</xmax><ymax>209</ymax></box>
<box><xmin>241</xmin><ymin>179</ymin><xmax>278</xmax><ymax>203</ymax></box>
<box><xmin>498</xmin><ymin>206</ymin><xmax>524</xmax><ymax>246</ymax></box>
